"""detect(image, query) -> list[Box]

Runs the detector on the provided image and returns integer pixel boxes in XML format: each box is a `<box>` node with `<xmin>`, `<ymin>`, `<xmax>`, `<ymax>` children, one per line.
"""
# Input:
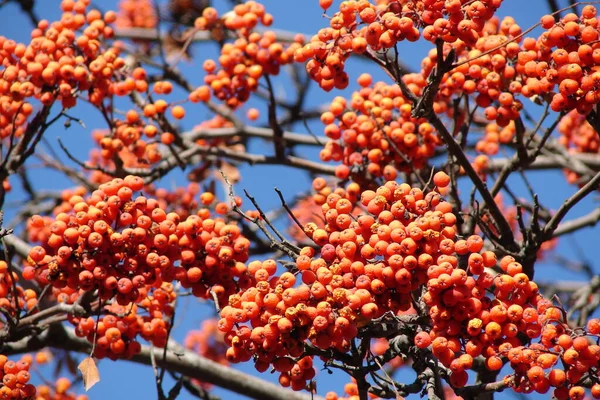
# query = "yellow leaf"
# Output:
<box><xmin>78</xmin><ymin>356</ymin><xmax>100</xmax><ymax>391</ymax></box>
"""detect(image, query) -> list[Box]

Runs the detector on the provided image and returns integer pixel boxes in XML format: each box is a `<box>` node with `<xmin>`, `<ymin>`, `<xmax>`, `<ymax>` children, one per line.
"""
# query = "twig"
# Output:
<box><xmin>551</xmin><ymin>206</ymin><xmax>600</xmax><ymax>238</ymax></box>
<box><xmin>220</xmin><ymin>173</ymin><xmax>300</xmax><ymax>259</ymax></box>
<box><xmin>542</xmin><ymin>170</ymin><xmax>600</xmax><ymax>240</ymax></box>
<box><xmin>274</xmin><ymin>187</ymin><xmax>312</xmax><ymax>241</ymax></box>
<box><xmin>264</xmin><ymin>75</ymin><xmax>286</xmax><ymax>160</ymax></box>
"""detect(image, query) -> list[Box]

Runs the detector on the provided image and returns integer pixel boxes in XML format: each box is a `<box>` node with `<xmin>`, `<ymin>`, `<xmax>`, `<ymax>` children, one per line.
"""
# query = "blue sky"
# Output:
<box><xmin>0</xmin><ymin>1</ymin><xmax>599</xmax><ymax>399</ymax></box>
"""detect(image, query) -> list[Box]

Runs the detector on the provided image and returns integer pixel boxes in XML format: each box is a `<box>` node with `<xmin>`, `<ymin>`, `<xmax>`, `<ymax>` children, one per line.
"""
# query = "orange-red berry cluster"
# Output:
<box><xmin>558</xmin><ymin>110</ymin><xmax>600</xmax><ymax>187</ymax></box>
<box><xmin>25</xmin><ymin>176</ymin><xmax>251</xmax><ymax>308</ymax></box>
<box><xmin>0</xmin><ymin>260</ymin><xmax>38</xmax><ymax>320</ymax></box>
<box><xmin>318</xmin><ymin>76</ymin><xmax>442</xmax><ymax>182</ymax></box>
<box><xmin>0</xmin><ymin>354</ymin><xmax>87</xmax><ymax>400</ymax></box>
<box><xmin>217</xmin><ymin>179</ymin><xmax>472</xmax><ymax>391</ymax></box>
<box><xmin>419</xmin><ymin>16</ymin><xmax>523</xmax><ymax>127</ymax></box>
<box><xmin>36</xmin><ymin>376</ymin><xmax>88</xmax><ymax>400</ymax></box>
<box><xmin>194</xmin><ymin>3</ymin><xmax>303</xmax><ymax>108</ymax></box>
<box><xmin>0</xmin><ymin>0</ymin><xmax>122</xmax><ymax>138</ymax></box>
<box><xmin>475</xmin><ymin>121</ymin><xmax>517</xmax><ymax>156</ymax></box>
<box><xmin>115</xmin><ymin>0</ymin><xmax>157</xmax><ymax>29</ymax></box>
<box><xmin>296</xmin><ymin>0</ymin><xmax>502</xmax><ymax>91</ymax></box>
<box><xmin>426</xmin><ymin>6</ymin><xmax>600</xmax><ymax>124</ymax></box>
<box><xmin>56</xmin><ymin>281</ymin><xmax>174</xmax><ymax>359</ymax></box>
<box><xmin>504</xmin><ymin>306</ymin><xmax>600</xmax><ymax>398</ymax></box>
<box><xmin>422</xmin><ymin>255</ymin><xmax>531</xmax><ymax>387</ymax></box>
<box><xmin>89</xmin><ymin>117</ymin><xmax>160</xmax><ymax>169</ymax></box>
<box><xmin>288</xmin><ymin>178</ymin><xmax>361</xmax><ymax>241</ymax></box>
<box><xmin>0</xmin><ymin>355</ymin><xmax>35</xmax><ymax>399</ymax></box>
<box><xmin>559</xmin><ymin>110</ymin><xmax>600</xmax><ymax>155</ymax></box>
<box><xmin>324</xmin><ymin>380</ymin><xmax>370</xmax><ymax>400</ymax></box>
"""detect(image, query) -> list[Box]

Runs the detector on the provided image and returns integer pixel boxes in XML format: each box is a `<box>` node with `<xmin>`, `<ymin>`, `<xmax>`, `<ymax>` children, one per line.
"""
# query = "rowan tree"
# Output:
<box><xmin>0</xmin><ymin>0</ymin><xmax>599</xmax><ymax>399</ymax></box>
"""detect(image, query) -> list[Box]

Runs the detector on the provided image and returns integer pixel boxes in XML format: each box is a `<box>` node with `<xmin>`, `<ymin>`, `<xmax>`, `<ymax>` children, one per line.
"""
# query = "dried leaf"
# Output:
<box><xmin>78</xmin><ymin>356</ymin><xmax>100</xmax><ymax>391</ymax></box>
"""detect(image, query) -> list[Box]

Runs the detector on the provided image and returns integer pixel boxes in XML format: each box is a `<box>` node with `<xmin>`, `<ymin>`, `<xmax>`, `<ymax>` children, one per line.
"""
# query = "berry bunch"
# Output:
<box><xmin>35</xmin><ymin>376</ymin><xmax>88</xmax><ymax>400</ymax></box>
<box><xmin>115</xmin><ymin>0</ymin><xmax>157</xmax><ymax>29</ymax></box>
<box><xmin>0</xmin><ymin>0</ymin><xmax>123</xmax><ymax>138</ymax></box>
<box><xmin>318</xmin><ymin>76</ymin><xmax>443</xmax><ymax>182</ymax></box>
<box><xmin>418</xmin><ymin>16</ymin><xmax>524</xmax><ymax>127</ymax></box>
<box><xmin>25</xmin><ymin>176</ymin><xmax>251</xmax><ymax>308</ymax></box>
<box><xmin>217</xmin><ymin>178</ymin><xmax>474</xmax><ymax>391</ymax></box>
<box><xmin>432</xmin><ymin>6</ymin><xmax>600</xmax><ymax>121</ymax></box>
<box><xmin>559</xmin><ymin>111</ymin><xmax>600</xmax><ymax>155</ymax></box>
<box><xmin>69</xmin><ymin>290</ymin><xmax>172</xmax><ymax>359</ymax></box>
<box><xmin>557</xmin><ymin>110</ymin><xmax>600</xmax><ymax>188</ymax></box>
<box><xmin>475</xmin><ymin>121</ymin><xmax>517</xmax><ymax>156</ymax></box>
<box><xmin>88</xmin><ymin>127</ymin><xmax>161</xmax><ymax>185</ymax></box>
<box><xmin>194</xmin><ymin>3</ymin><xmax>304</xmax><ymax>108</ymax></box>
<box><xmin>288</xmin><ymin>178</ymin><xmax>361</xmax><ymax>242</ymax></box>
<box><xmin>0</xmin><ymin>355</ymin><xmax>35</xmax><ymax>399</ymax></box>
<box><xmin>324</xmin><ymin>380</ymin><xmax>365</xmax><ymax>400</ymax></box>
<box><xmin>297</xmin><ymin>0</ymin><xmax>503</xmax><ymax>90</ymax></box>
<box><xmin>90</xmin><ymin>114</ymin><xmax>160</xmax><ymax>167</ymax></box>
<box><xmin>0</xmin><ymin>260</ymin><xmax>38</xmax><ymax>318</ymax></box>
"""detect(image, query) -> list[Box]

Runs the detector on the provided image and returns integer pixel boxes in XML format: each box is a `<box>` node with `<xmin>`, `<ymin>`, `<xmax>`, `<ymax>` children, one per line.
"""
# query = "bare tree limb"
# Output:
<box><xmin>2</xmin><ymin>324</ymin><xmax>323</xmax><ymax>400</ymax></box>
<box><xmin>542</xmin><ymin>170</ymin><xmax>600</xmax><ymax>240</ymax></box>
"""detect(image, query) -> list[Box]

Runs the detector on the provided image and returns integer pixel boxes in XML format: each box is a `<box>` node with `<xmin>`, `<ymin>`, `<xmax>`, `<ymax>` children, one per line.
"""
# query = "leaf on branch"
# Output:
<box><xmin>78</xmin><ymin>356</ymin><xmax>100</xmax><ymax>391</ymax></box>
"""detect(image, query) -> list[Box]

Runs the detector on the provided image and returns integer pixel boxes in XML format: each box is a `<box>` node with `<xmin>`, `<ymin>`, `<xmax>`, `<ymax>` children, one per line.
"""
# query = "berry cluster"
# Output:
<box><xmin>296</xmin><ymin>0</ymin><xmax>503</xmax><ymax>90</ymax></box>
<box><xmin>115</xmin><ymin>0</ymin><xmax>157</xmax><ymax>29</ymax></box>
<box><xmin>288</xmin><ymin>178</ymin><xmax>361</xmax><ymax>242</ymax></box>
<box><xmin>25</xmin><ymin>176</ymin><xmax>251</xmax><ymax>308</ymax></box>
<box><xmin>0</xmin><ymin>260</ymin><xmax>38</xmax><ymax>318</ymax></box>
<box><xmin>475</xmin><ymin>121</ymin><xmax>517</xmax><ymax>156</ymax></box>
<box><xmin>558</xmin><ymin>110</ymin><xmax>600</xmax><ymax>188</ymax></box>
<box><xmin>559</xmin><ymin>111</ymin><xmax>600</xmax><ymax>155</ymax></box>
<box><xmin>90</xmin><ymin>114</ymin><xmax>160</xmax><ymax>166</ymax></box>
<box><xmin>194</xmin><ymin>3</ymin><xmax>303</xmax><ymax>108</ymax></box>
<box><xmin>304</xmin><ymin>4</ymin><xmax>600</xmax><ymax>138</ymax></box>
<box><xmin>0</xmin><ymin>0</ymin><xmax>122</xmax><ymax>138</ymax></box>
<box><xmin>418</xmin><ymin>253</ymin><xmax>600</xmax><ymax>397</ymax></box>
<box><xmin>69</xmin><ymin>292</ymin><xmax>169</xmax><ymax>359</ymax></box>
<box><xmin>418</xmin><ymin>16</ymin><xmax>523</xmax><ymax>127</ymax></box>
<box><xmin>88</xmin><ymin>113</ymin><xmax>247</xmax><ymax>188</ymax></box>
<box><xmin>0</xmin><ymin>353</ymin><xmax>87</xmax><ymax>400</ymax></box>
<box><xmin>318</xmin><ymin>75</ymin><xmax>443</xmax><ymax>183</ymax></box>
<box><xmin>35</xmin><ymin>376</ymin><xmax>88</xmax><ymax>400</ymax></box>
<box><xmin>324</xmin><ymin>380</ymin><xmax>364</xmax><ymax>400</ymax></box>
<box><xmin>430</xmin><ymin>7</ymin><xmax>600</xmax><ymax>122</ymax></box>
<box><xmin>217</xmin><ymin>179</ymin><xmax>475</xmax><ymax>390</ymax></box>
<box><xmin>0</xmin><ymin>355</ymin><xmax>35</xmax><ymax>399</ymax></box>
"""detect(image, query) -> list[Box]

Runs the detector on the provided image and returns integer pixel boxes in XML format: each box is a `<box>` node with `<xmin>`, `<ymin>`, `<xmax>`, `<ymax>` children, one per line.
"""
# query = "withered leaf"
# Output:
<box><xmin>78</xmin><ymin>356</ymin><xmax>100</xmax><ymax>391</ymax></box>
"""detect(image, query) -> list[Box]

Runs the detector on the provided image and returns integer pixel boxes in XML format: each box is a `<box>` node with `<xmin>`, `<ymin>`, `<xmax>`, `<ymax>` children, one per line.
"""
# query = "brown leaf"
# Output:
<box><xmin>78</xmin><ymin>356</ymin><xmax>100</xmax><ymax>391</ymax></box>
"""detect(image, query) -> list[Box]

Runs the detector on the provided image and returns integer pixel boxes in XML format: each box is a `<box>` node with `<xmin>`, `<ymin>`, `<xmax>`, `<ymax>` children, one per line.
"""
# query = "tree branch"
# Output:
<box><xmin>3</xmin><ymin>324</ymin><xmax>323</xmax><ymax>400</ymax></box>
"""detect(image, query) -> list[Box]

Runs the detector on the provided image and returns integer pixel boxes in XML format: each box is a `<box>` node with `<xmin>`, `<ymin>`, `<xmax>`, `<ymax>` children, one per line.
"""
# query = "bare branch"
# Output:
<box><xmin>2</xmin><ymin>324</ymin><xmax>322</xmax><ymax>400</ymax></box>
<box><xmin>551</xmin><ymin>206</ymin><xmax>600</xmax><ymax>238</ymax></box>
<box><xmin>542</xmin><ymin>170</ymin><xmax>600</xmax><ymax>240</ymax></box>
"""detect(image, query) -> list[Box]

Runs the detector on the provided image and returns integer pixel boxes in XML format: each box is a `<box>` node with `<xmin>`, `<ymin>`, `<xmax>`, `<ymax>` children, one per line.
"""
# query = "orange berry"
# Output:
<box><xmin>171</xmin><ymin>105</ymin><xmax>185</xmax><ymax>119</ymax></box>
<box><xmin>247</xmin><ymin>108</ymin><xmax>260</xmax><ymax>121</ymax></box>
<box><xmin>433</xmin><ymin>171</ymin><xmax>450</xmax><ymax>188</ymax></box>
